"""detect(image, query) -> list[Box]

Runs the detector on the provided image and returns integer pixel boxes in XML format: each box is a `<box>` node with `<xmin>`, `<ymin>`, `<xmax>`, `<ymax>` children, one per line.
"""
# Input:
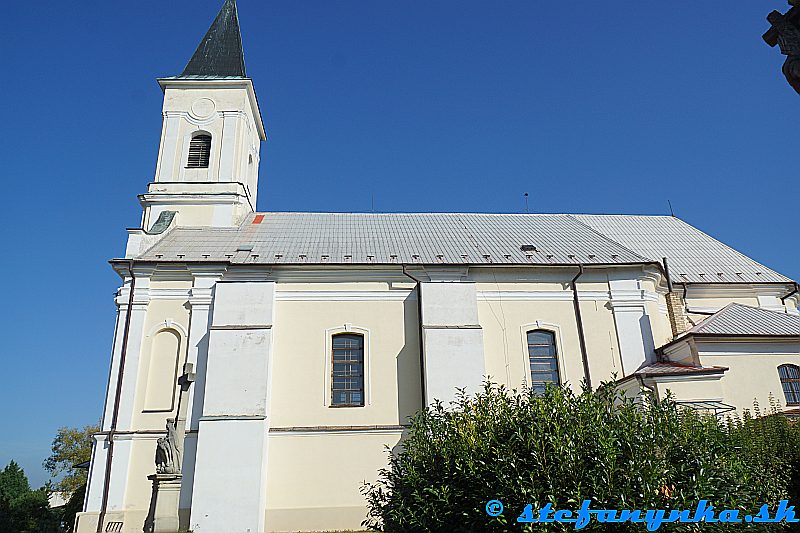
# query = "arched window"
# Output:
<box><xmin>331</xmin><ymin>333</ymin><xmax>364</xmax><ymax>407</ymax></box>
<box><xmin>527</xmin><ymin>329</ymin><xmax>559</xmax><ymax>393</ymax></box>
<box><xmin>187</xmin><ymin>134</ymin><xmax>211</xmax><ymax>168</ymax></box>
<box><xmin>778</xmin><ymin>364</ymin><xmax>800</xmax><ymax>405</ymax></box>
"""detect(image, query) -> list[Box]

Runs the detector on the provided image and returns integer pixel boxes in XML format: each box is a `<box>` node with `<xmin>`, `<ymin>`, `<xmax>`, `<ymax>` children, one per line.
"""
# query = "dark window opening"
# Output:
<box><xmin>187</xmin><ymin>134</ymin><xmax>211</xmax><ymax>168</ymax></box>
<box><xmin>779</xmin><ymin>364</ymin><xmax>800</xmax><ymax>406</ymax></box>
<box><xmin>527</xmin><ymin>329</ymin><xmax>559</xmax><ymax>393</ymax></box>
<box><xmin>332</xmin><ymin>333</ymin><xmax>365</xmax><ymax>407</ymax></box>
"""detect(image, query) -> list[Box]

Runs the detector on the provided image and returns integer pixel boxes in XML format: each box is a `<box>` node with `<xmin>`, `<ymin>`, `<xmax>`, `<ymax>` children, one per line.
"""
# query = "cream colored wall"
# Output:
<box><xmin>477</xmin><ymin>297</ymin><xmax>624</xmax><ymax>390</ymax></box>
<box><xmin>474</xmin><ymin>268</ymin><xmax>654</xmax><ymax>390</ymax></box>
<box><xmin>697</xmin><ymin>342</ymin><xmax>800</xmax><ymax>413</ymax></box>
<box><xmin>270</xmin><ymin>293</ymin><xmax>421</xmax><ymax>428</ymax></box>
<box><xmin>651</xmin><ymin>375</ymin><xmax>725</xmax><ymax>403</ymax></box>
<box><xmin>265</xmin><ymin>431</ymin><xmax>403</xmax><ymax>532</ymax></box>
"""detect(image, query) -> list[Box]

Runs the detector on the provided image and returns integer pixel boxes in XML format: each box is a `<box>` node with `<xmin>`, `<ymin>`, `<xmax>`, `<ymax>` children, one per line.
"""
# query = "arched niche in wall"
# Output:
<box><xmin>143</xmin><ymin>328</ymin><xmax>182</xmax><ymax>412</ymax></box>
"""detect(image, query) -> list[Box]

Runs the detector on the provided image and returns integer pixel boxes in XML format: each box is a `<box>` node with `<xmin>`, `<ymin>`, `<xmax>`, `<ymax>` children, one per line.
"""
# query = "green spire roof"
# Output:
<box><xmin>180</xmin><ymin>0</ymin><xmax>246</xmax><ymax>78</ymax></box>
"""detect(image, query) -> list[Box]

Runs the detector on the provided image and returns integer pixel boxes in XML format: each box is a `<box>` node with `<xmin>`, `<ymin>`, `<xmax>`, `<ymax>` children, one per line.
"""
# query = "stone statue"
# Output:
<box><xmin>155</xmin><ymin>419</ymin><xmax>182</xmax><ymax>475</ymax></box>
<box><xmin>765</xmin><ymin>2</ymin><xmax>800</xmax><ymax>94</ymax></box>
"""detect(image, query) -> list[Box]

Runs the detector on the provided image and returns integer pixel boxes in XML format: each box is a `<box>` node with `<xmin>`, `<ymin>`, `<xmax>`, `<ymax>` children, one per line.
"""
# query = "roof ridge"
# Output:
<box><xmin>565</xmin><ymin>215</ymin><xmax>652</xmax><ymax>264</ymax></box>
<box><xmin>685</xmin><ymin>302</ymin><xmax>737</xmax><ymax>334</ymax></box>
<box><xmin>722</xmin><ymin>302</ymin><xmax>799</xmax><ymax>319</ymax></box>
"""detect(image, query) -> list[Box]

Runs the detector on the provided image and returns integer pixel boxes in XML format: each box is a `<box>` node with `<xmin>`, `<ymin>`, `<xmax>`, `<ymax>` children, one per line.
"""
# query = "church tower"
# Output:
<box><xmin>136</xmin><ymin>0</ymin><xmax>265</xmax><ymax>237</ymax></box>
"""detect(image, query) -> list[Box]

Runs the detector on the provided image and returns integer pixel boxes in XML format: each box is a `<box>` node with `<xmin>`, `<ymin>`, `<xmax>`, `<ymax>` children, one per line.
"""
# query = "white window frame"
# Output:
<box><xmin>519</xmin><ymin>321</ymin><xmax>566</xmax><ymax>390</ymax></box>
<box><xmin>323</xmin><ymin>324</ymin><xmax>372</xmax><ymax>407</ymax></box>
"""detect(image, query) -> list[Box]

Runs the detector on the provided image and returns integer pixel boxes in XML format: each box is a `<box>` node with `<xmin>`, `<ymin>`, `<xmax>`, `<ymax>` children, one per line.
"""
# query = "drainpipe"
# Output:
<box><xmin>402</xmin><ymin>265</ymin><xmax>427</xmax><ymax>406</ymax></box>
<box><xmin>97</xmin><ymin>262</ymin><xmax>136</xmax><ymax>533</ymax></box>
<box><xmin>781</xmin><ymin>282</ymin><xmax>799</xmax><ymax>307</ymax></box>
<box><xmin>570</xmin><ymin>265</ymin><xmax>592</xmax><ymax>390</ymax></box>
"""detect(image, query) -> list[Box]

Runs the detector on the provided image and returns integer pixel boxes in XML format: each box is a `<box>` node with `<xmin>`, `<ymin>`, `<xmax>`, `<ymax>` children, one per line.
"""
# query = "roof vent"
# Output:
<box><xmin>520</xmin><ymin>245</ymin><xmax>537</xmax><ymax>252</ymax></box>
<box><xmin>236</xmin><ymin>244</ymin><xmax>254</xmax><ymax>252</ymax></box>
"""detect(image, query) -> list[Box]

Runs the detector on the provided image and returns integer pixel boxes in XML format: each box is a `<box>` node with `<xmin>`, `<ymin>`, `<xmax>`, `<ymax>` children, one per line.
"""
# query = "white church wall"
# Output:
<box><xmin>191</xmin><ymin>280</ymin><xmax>276</xmax><ymax>533</ymax></box>
<box><xmin>419</xmin><ymin>281</ymin><xmax>485</xmax><ymax>404</ymax></box>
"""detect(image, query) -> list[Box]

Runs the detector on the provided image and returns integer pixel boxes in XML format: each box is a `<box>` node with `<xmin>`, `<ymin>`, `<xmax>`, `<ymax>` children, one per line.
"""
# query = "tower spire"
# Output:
<box><xmin>181</xmin><ymin>0</ymin><xmax>246</xmax><ymax>78</ymax></box>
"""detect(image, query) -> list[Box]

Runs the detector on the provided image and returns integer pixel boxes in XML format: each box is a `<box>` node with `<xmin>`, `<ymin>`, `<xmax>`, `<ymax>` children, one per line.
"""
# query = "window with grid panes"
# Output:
<box><xmin>331</xmin><ymin>334</ymin><xmax>364</xmax><ymax>406</ymax></box>
<box><xmin>779</xmin><ymin>364</ymin><xmax>800</xmax><ymax>406</ymax></box>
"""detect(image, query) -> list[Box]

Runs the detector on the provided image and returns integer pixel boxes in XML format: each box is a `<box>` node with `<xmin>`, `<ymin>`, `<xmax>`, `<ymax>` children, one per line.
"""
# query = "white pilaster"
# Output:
<box><xmin>115</xmin><ymin>270</ymin><xmax>152</xmax><ymax>431</ymax></box>
<box><xmin>218</xmin><ymin>112</ymin><xmax>240</xmax><ymax>183</ymax></box>
<box><xmin>156</xmin><ymin>113</ymin><xmax>181</xmax><ymax>182</ymax></box>
<box><xmin>180</xmin><ymin>268</ymin><xmax>223</xmax><ymax>515</ymax></box>
<box><xmin>420</xmin><ymin>281</ymin><xmax>485</xmax><ymax>404</ymax></box>
<box><xmin>190</xmin><ymin>281</ymin><xmax>276</xmax><ymax>533</ymax></box>
<box><xmin>609</xmin><ymin>278</ymin><xmax>656</xmax><ymax>375</ymax></box>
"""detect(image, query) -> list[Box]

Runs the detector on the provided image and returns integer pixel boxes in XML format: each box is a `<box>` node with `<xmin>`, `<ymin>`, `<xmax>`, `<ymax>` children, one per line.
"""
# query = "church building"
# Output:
<box><xmin>78</xmin><ymin>2</ymin><xmax>800</xmax><ymax>532</ymax></box>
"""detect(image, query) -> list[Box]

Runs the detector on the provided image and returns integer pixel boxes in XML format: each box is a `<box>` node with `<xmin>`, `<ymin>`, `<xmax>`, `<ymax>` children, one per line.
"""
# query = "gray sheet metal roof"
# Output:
<box><xmin>139</xmin><ymin>212</ymin><xmax>647</xmax><ymax>266</ymax></box>
<box><xmin>136</xmin><ymin>213</ymin><xmax>792</xmax><ymax>284</ymax></box>
<box><xmin>687</xmin><ymin>303</ymin><xmax>800</xmax><ymax>336</ymax></box>
<box><xmin>574</xmin><ymin>215</ymin><xmax>789</xmax><ymax>283</ymax></box>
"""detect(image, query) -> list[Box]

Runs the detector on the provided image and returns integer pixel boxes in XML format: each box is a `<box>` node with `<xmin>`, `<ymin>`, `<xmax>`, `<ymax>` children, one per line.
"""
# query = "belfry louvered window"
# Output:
<box><xmin>527</xmin><ymin>330</ymin><xmax>560</xmax><ymax>393</ymax></box>
<box><xmin>331</xmin><ymin>334</ymin><xmax>365</xmax><ymax>407</ymax></box>
<box><xmin>779</xmin><ymin>364</ymin><xmax>800</xmax><ymax>406</ymax></box>
<box><xmin>187</xmin><ymin>134</ymin><xmax>211</xmax><ymax>168</ymax></box>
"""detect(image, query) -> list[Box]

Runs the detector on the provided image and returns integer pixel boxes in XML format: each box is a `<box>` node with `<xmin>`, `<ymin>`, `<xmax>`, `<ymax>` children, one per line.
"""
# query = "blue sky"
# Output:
<box><xmin>0</xmin><ymin>1</ymin><xmax>797</xmax><ymax>487</ymax></box>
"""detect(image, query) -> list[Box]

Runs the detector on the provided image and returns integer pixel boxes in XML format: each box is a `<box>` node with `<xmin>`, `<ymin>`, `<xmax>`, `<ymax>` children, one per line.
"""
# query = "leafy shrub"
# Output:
<box><xmin>363</xmin><ymin>382</ymin><xmax>798</xmax><ymax>532</ymax></box>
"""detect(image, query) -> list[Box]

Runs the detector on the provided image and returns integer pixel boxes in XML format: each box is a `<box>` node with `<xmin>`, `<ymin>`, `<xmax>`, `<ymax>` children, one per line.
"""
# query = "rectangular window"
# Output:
<box><xmin>527</xmin><ymin>330</ymin><xmax>559</xmax><ymax>394</ymax></box>
<box><xmin>779</xmin><ymin>365</ymin><xmax>800</xmax><ymax>406</ymax></box>
<box><xmin>331</xmin><ymin>334</ymin><xmax>364</xmax><ymax>407</ymax></box>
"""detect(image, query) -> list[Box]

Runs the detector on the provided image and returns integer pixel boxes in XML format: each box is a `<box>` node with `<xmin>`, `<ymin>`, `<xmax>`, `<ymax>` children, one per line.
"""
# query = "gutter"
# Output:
<box><xmin>401</xmin><ymin>266</ymin><xmax>427</xmax><ymax>407</ymax></box>
<box><xmin>781</xmin><ymin>282</ymin><xmax>800</xmax><ymax>304</ymax></box>
<box><xmin>570</xmin><ymin>265</ymin><xmax>593</xmax><ymax>390</ymax></box>
<box><xmin>96</xmin><ymin>261</ymin><xmax>135</xmax><ymax>533</ymax></box>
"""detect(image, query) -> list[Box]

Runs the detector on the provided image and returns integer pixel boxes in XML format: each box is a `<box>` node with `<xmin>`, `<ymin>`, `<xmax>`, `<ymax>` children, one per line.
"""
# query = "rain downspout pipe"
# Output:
<box><xmin>402</xmin><ymin>265</ymin><xmax>427</xmax><ymax>406</ymax></box>
<box><xmin>97</xmin><ymin>262</ymin><xmax>136</xmax><ymax>533</ymax></box>
<box><xmin>571</xmin><ymin>265</ymin><xmax>592</xmax><ymax>390</ymax></box>
<box><xmin>781</xmin><ymin>282</ymin><xmax>800</xmax><ymax>306</ymax></box>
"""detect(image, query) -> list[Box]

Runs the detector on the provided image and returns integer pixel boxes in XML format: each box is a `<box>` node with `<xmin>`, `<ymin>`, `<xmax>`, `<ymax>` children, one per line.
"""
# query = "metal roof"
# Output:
<box><xmin>686</xmin><ymin>303</ymin><xmax>800</xmax><ymax>336</ymax></box>
<box><xmin>634</xmin><ymin>361</ymin><xmax>728</xmax><ymax>377</ymax></box>
<box><xmin>574</xmin><ymin>215</ymin><xmax>790</xmax><ymax>283</ymax></box>
<box><xmin>180</xmin><ymin>0</ymin><xmax>246</xmax><ymax>78</ymax></box>
<box><xmin>138</xmin><ymin>212</ymin><xmax>647</xmax><ymax>265</ymax></box>
<box><xmin>135</xmin><ymin>213</ymin><xmax>793</xmax><ymax>284</ymax></box>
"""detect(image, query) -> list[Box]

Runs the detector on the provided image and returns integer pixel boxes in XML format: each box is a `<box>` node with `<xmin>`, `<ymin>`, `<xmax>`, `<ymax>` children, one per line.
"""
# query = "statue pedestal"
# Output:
<box><xmin>147</xmin><ymin>473</ymin><xmax>182</xmax><ymax>533</ymax></box>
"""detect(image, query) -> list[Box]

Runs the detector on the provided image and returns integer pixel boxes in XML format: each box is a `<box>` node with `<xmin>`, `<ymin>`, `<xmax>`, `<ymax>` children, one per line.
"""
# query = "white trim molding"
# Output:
<box><xmin>323</xmin><ymin>325</ymin><xmax>372</xmax><ymax>407</ymax></box>
<box><xmin>518</xmin><ymin>321</ymin><xmax>567</xmax><ymax>389</ymax></box>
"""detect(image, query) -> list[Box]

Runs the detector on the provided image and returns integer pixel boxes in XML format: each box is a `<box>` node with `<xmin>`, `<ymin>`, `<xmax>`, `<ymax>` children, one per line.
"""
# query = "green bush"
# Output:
<box><xmin>363</xmin><ymin>382</ymin><xmax>800</xmax><ymax>532</ymax></box>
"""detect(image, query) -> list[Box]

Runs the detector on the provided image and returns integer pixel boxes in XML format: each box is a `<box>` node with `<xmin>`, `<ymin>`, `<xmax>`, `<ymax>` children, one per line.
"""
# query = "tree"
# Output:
<box><xmin>0</xmin><ymin>460</ymin><xmax>30</xmax><ymax>502</ymax></box>
<box><xmin>363</xmin><ymin>382</ymin><xmax>794</xmax><ymax>532</ymax></box>
<box><xmin>0</xmin><ymin>461</ymin><xmax>57</xmax><ymax>533</ymax></box>
<box><xmin>43</xmin><ymin>422</ymin><xmax>99</xmax><ymax>531</ymax></box>
<box><xmin>43</xmin><ymin>422</ymin><xmax>99</xmax><ymax>495</ymax></box>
